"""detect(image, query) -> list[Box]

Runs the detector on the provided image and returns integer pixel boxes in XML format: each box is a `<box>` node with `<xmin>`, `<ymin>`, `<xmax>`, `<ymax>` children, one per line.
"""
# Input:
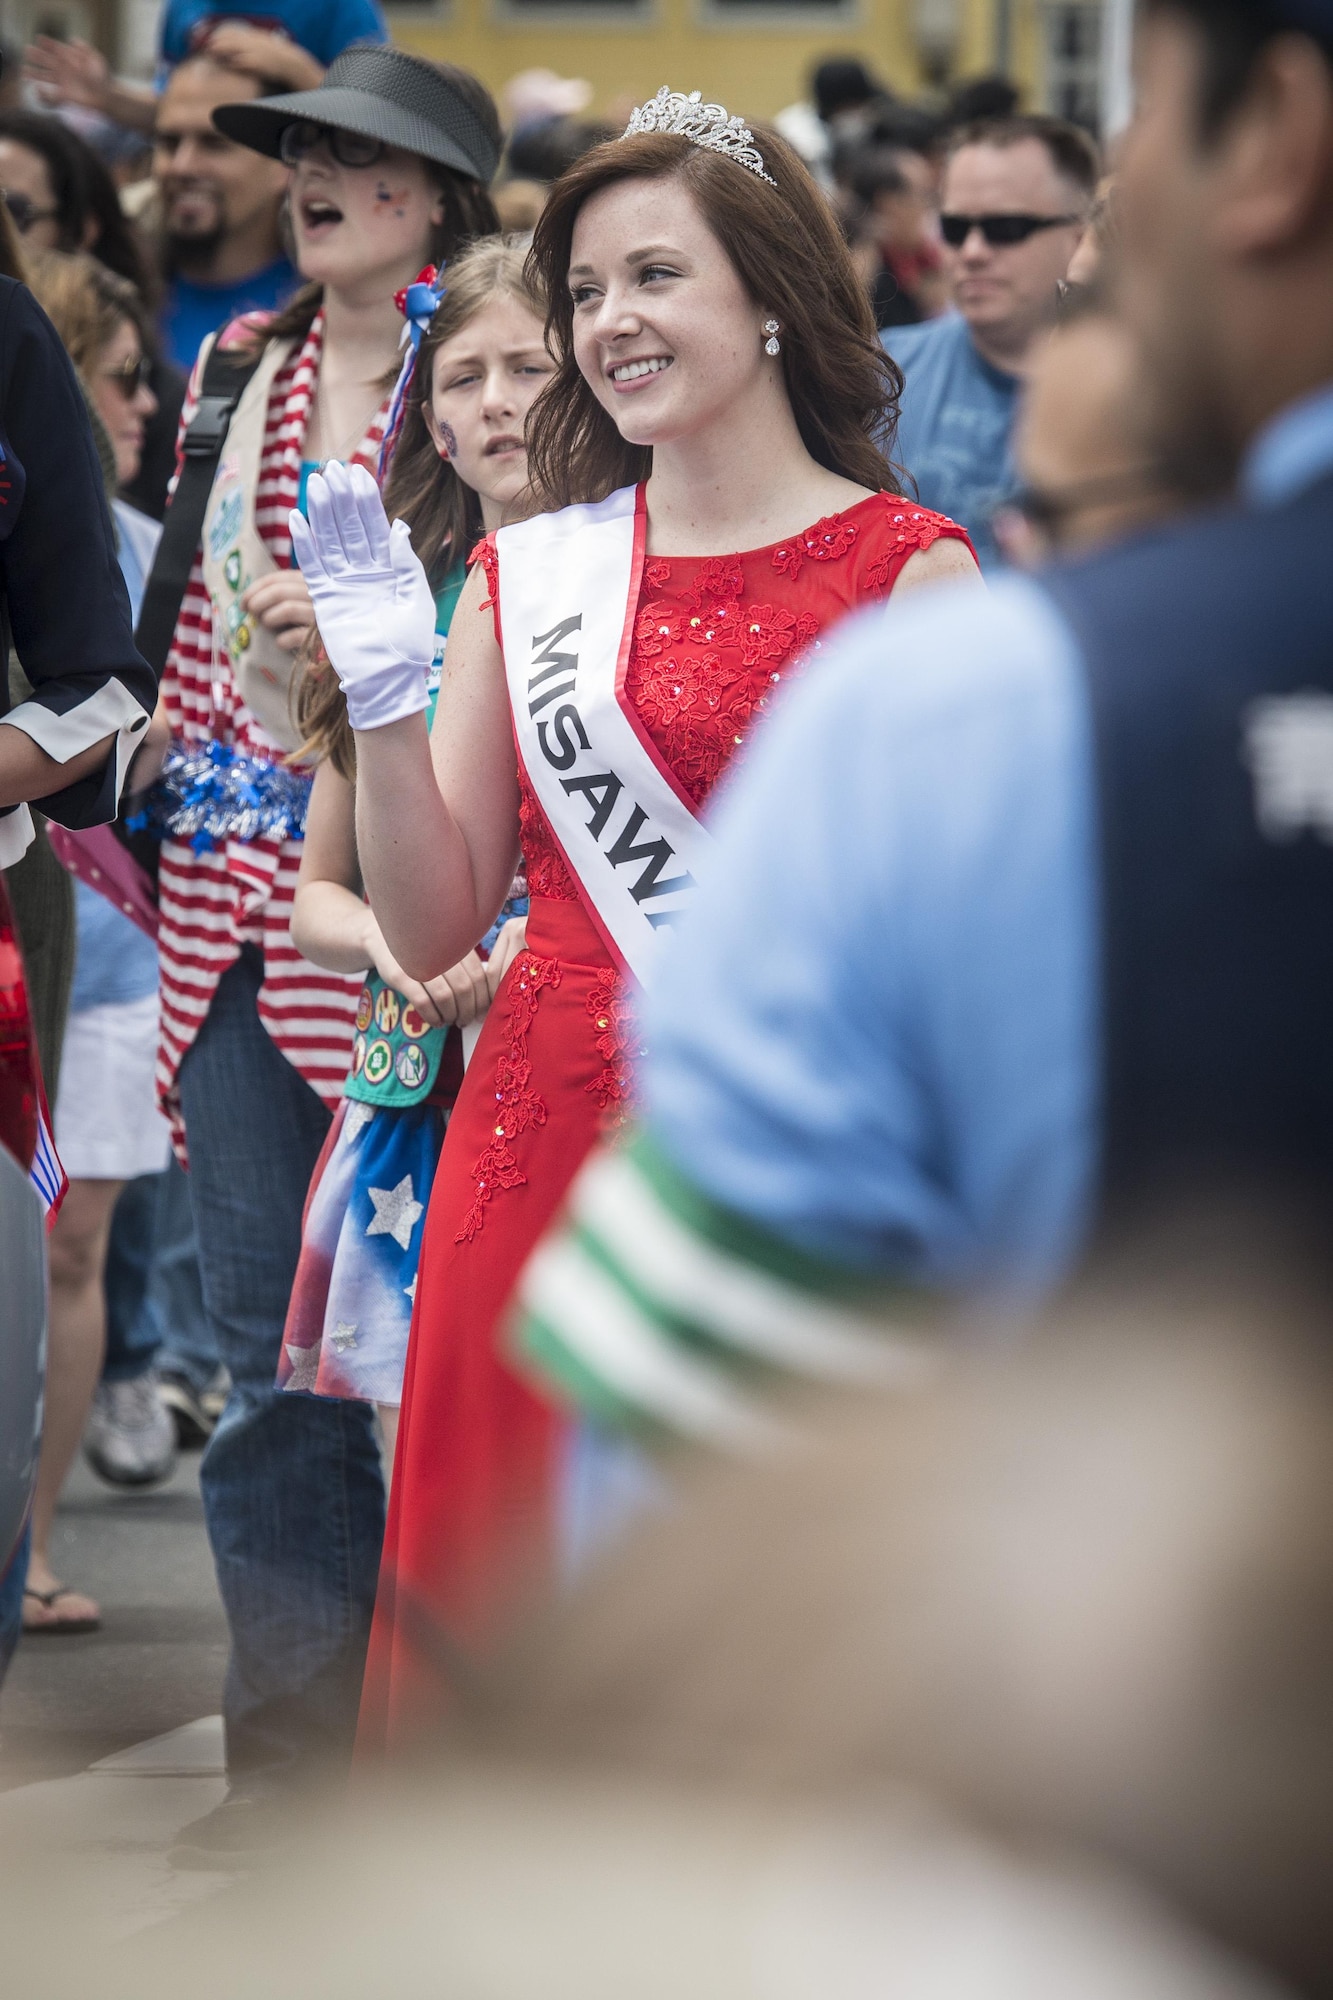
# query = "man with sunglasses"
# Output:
<box><xmin>884</xmin><ymin>114</ymin><xmax>1098</xmax><ymax>568</ymax></box>
<box><xmin>155</xmin><ymin>54</ymin><xmax>297</xmax><ymax>371</ymax></box>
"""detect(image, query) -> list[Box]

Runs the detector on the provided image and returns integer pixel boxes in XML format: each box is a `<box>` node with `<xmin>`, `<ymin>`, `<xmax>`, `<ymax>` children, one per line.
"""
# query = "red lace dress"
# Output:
<box><xmin>358</xmin><ymin>490</ymin><xmax>972</xmax><ymax>1750</ymax></box>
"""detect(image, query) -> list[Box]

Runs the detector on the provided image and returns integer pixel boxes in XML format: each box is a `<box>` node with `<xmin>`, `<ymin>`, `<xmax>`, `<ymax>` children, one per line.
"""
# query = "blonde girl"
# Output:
<box><xmin>278</xmin><ymin>237</ymin><xmax>548</xmax><ymax>1471</ymax></box>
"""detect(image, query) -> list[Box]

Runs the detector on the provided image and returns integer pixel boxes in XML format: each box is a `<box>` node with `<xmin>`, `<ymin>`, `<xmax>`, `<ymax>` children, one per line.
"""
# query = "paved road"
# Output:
<box><xmin>0</xmin><ymin>1446</ymin><xmax>227</xmax><ymax>1791</ymax></box>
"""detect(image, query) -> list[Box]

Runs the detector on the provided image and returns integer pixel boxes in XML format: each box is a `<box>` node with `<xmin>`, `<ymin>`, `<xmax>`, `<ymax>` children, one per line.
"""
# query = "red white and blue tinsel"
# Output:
<box><xmin>127</xmin><ymin>740</ymin><xmax>312</xmax><ymax>853</ymax></box>
<box><xmin>377</xmin><ymin>264</ymin><xmax>447</xmax><ymax>483</ymax></box>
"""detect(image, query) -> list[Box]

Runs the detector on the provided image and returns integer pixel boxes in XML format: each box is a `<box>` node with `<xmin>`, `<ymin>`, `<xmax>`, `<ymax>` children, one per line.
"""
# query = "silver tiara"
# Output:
<box><xmin>622</xmin><ymin>86</ymin><xmax>777</xmax><ymax>187</ymax></box>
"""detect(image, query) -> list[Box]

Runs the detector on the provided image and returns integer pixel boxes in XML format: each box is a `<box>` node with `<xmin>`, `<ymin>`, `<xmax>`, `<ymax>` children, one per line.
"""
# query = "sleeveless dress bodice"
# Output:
<box><xmin>474</xmin><ymin>490</ymin><xmax>959</xmax><ymax>903</ymax></box>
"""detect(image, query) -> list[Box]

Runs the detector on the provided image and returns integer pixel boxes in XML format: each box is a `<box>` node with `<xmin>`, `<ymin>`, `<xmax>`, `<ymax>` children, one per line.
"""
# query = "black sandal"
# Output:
<box><xmin>22</xmin><ymin>1584</ymin><xmax>101</xmax><ymax>1635</ymax></box>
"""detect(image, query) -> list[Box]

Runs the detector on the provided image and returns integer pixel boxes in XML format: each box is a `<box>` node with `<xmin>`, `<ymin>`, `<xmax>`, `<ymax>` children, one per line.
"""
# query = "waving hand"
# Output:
<box><xmin>290</xmin><ymin>462</ymin><xmax>436</xmax><ymax>733</ymax></box>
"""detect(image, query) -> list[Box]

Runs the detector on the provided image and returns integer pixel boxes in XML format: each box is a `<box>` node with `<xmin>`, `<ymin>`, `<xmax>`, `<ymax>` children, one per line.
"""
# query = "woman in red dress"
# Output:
<box><xmin>295</xmin><ymin>88</ymin><xmax>978</xmax><ymax>1749</ymax></box>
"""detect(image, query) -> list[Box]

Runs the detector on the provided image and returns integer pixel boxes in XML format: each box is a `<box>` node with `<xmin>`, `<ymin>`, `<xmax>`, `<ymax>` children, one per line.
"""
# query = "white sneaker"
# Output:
<box><xmin>84</xmin><ymin>1373</ymin><xmax>179</xmax><ymax>1488</ymax></box>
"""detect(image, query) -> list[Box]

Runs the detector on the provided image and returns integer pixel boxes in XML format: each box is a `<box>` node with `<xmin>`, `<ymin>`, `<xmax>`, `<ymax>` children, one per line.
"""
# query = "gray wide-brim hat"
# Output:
<box><xmin>212</xmin><ymin>44</ymin><xmax>499</xmax><ymax>186</ymax></box>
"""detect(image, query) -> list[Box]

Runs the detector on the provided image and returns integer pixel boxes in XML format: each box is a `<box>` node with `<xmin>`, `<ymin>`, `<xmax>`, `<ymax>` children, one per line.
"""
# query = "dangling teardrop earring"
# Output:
<box><xmin>763</xmin><ymin>318</ymin><xmax>781</xmax><ymax>356</ymax></box>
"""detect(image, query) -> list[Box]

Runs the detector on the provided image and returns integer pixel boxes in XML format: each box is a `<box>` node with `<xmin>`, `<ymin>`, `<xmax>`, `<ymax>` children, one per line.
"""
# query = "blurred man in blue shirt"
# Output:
<box><xmin>517</xmin><ymin>0</ymin><xmax>1333</xmax><ymax>1451</ymax></box>
<box><xmin>884</xmin><ymin>116</ymin><xmax>1097</xmax><ymax>568</ymax></box>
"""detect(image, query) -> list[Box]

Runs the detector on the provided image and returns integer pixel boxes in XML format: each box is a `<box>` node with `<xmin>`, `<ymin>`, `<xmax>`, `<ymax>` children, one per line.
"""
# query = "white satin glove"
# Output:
<box><xmin>289</xmin><ymin>461</ymin><xmax>435</xmax><ymax>733</ymax></box>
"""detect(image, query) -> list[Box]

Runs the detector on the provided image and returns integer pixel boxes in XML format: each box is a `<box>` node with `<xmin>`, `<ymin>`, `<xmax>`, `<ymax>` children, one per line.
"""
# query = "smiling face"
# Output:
<box><xmin>567</xmin><ymin>173</ymin><xmax>777</xmax><ymax>451</ymax></box>
<box><xmin>425</xmin><ymin>291</ymin><xmax>554</xmax><ymax>524</ymax></box>
<box><xmin>90</xmin><ymin>315</ymin><xmax>158</xmax><ymax>488</ymax></box>
<box><xmin>154</xmin><ymin>61</ymin><xmax>288</xmax><ymax>259</ymax></box>
<box><xmin>941</xmin><ymin>137</ymin><xmax>1087</xmax><ymax>364</ymax></box>
<box><xmin>290</xmin><ymin>136</ymin><xmax>445</xmax><ymax>296</ymax></box>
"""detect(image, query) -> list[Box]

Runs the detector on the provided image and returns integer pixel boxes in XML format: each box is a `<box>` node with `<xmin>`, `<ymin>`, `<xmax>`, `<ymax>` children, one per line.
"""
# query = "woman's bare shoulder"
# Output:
<box><xmin>892</xmin><ymin>533</ymin><xmax>983</xmax><ymax>596</ymax></box>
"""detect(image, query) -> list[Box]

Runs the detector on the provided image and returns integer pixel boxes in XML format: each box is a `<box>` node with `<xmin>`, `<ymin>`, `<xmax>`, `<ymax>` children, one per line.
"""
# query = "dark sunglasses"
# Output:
<box><xmin>940</xmin><ymin>211</ymin><xmax>1083</xmax><ymax>249</ymax></box>
<box><xmin>2</xmin><ymin>188</ymin><xmax>60</xmax><ymax>235</ymax></box>
<box><xmin>278</xmin><ymin>121</ymin><xmax>387</xmax><ymax>170</ymax></box>
<box><xmin>101</xmin><ymin>355</ymin><xmax>151</xmax><ymax>399</ymax></box>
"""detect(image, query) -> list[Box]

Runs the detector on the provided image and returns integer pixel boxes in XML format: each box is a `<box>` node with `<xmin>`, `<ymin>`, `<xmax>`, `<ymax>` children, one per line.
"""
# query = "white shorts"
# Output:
<box><xmin>54</xmin><ymin>992</ymin><xmax>171</xmax><ymax>1182</ymax></box>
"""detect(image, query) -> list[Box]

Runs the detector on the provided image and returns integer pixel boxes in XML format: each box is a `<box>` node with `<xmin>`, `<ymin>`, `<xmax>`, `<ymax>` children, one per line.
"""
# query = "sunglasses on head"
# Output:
<box><xmin>279</xmin><ymin>121</ymin><xmax>388</xmax><ymax>170</ymax></box>
<box><xmin>2</xmin><ymin>188</ymin><xmax>60</xmax><ymax>235</ymax></box>
<box><xmin>101</xmin><ymin>354</ymin><xmax>151</xmax><ymax>399</ymax></box>
<box><xmin>940</xmin><ymin>211</ymin><xmax>1083</xmax><ymax>249</ymax></box>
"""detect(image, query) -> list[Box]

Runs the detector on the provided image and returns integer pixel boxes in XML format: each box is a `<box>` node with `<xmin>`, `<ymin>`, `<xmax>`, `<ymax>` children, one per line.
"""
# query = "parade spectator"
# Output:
<box><xmin>884</xmin><ymin>114</ymin><xmax>1098</xmax><ymax>565</ymax></box>
<box><xmin>139</xmin><ymin>46</ymin><xmax>500</xmax><ymax>1856</ymax></box>
<box><xmin>0</xmin><ymin>107</ymin><xmax>184</xmax><ymax>517</ymax></box>
<box><xmin>494</xmin><ymin>112</ymin><xmax>617</xmax><ymax>229</ymax></box>
<box><xmin>842</xmin><ymin>142</ymin><xmax>947</xmax><ymax>329</ymax></box>
<box><xmin>512</xmin><ymin>0</ymin><xmax>1333</xmax><ymax>1478</ymax></box>
<box><xmin>811</xmin><ymin>56</ymin><xmax>893</xmax><ymax>143</ymax></box>
<box><xmin>18</xmin><ymin>250</ymin><xmax>175</xmax><ymax>1626</ymax></box>
<box><xmin>0</xmin><ymin>107</ymin><xmax>149</xmax><ymax>284</ymax></box>
<box><xmin>944</xmin><ymin>73</ymin><xmax>1021</xmax><ymax>126</ymax></box>
<box><xmin>152</xmin><ymin>54</ymin><xmax>297</xmax><ymax>372</ymax></box>
<box><xmin>0</xmin><ymin>253</ymin><xmax>154</xmax><ymax>910</ymax></box>
<box><xmin>774</xmin><ymin>55</ymin><xmax>894</xmax><ymax>187</ymax></box>
<box><xmin>0</xmin><ymin>205</ymin><xmax>155</xmax><ymax>1666</ymax></box>
<box><xmin>993</xmin><ymin>293</ymin><xmax>1186</xmax><ymax>566</ymax></box>
<box><xmin>1066</xmin><ymin>175</ymin><xmax>1117</xmax><ymax>288</ymax></box>
<box><xmin>23</xmin><ymin>0</ymin><xmax>386</xmax><ymax>140</ymax></box>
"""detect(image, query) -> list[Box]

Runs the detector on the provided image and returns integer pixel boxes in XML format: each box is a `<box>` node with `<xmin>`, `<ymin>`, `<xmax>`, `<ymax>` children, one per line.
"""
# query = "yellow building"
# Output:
<box><xmin>388</xmin><ymin>0</ymin><xmax>1107</xmax><ymax>131</ymax></box>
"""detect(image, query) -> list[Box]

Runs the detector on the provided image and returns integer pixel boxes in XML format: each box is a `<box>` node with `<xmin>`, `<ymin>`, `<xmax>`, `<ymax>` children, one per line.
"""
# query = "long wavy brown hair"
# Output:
<box><xmin>525</xmin><ymin>128</ymin><xmax>904</xmax><ymax>508</ymax></box>
<box><xmin>295</xmin><ymin>234</ymin><xmax>548</xmax><ymax>777</ymax></box>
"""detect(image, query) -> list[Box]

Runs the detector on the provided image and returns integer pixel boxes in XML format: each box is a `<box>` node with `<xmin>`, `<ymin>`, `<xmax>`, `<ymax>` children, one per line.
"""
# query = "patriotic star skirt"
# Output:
<box><xmin>278</xmin><ymin>1097</ymin><xmax>447</xmax><ymax>1406</ymax></box>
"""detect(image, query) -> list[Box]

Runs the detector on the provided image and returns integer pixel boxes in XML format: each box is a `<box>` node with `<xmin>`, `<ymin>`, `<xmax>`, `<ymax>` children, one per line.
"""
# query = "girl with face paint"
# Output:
<box><xmin>279</xmin><ymin>237</ymin><xmax>554</xmax><ymax>1466</ymax></box>
<box><xmin>131</xmin><ymin>50</ymin><xmax>506</xmax><ymax>1832</ymax></box>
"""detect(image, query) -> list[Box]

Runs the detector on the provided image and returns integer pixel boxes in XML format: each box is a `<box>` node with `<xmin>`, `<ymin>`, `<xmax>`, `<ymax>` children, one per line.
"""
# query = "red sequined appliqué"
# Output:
<box><xmin>585</xmin><ymin>968</ymin><xmax>637</xmax><ymax>1123</ymax></box>
<box><xmin>472</xmin><ymin>534</ymin><xmax>500</xmax><ymax>610</ymax></box>
<box><xmin>455</xmin><ymin>950</ymin><xmax>561</xmax><ymax>1242</ymax></box>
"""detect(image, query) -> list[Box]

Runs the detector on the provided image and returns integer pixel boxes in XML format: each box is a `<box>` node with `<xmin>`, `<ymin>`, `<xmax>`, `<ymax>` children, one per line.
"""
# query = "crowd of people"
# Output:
<box><xmin>0</xmin><ymin>0</ymin><xmax>1329</xmax><ymax>1971</ymax></box>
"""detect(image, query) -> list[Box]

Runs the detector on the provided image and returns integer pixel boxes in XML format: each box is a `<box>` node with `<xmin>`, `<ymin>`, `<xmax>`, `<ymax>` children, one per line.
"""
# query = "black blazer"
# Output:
<box><xmin>0</xmin><ymin>275</ymin><xmax>156</xmax><ymax>852</ymax></box>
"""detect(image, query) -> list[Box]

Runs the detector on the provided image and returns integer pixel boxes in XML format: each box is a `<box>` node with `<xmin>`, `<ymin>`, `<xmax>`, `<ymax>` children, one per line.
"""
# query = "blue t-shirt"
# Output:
<box><xmin>159</xmin><ymin>258</ymin><xmax>298</xmax><ymax>373</ymax></box>
<box><xmin>883</xmin><ymin>313</ymin><xmax>1021</xmax><ymax>572</ymax></box>
<box><xmin>640</xmin><ymin>384</ymin><xmax>1333</xmax><ymax>1303</ymax></box>
<box><xmin>158</xmin><ymin>0</ymin><xmax>386</xmax><ymax>67</ymax></box>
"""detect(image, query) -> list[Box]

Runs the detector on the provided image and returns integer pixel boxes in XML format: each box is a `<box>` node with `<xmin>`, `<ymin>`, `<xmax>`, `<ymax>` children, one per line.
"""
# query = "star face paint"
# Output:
<box><xmin>375</xmin><ymin>179</ymin><xmax>411</xmax><ymax>220</ymax></box>
<box><xmin>426</xmin><ymin>291</ymin><xmax>556</xmax><ymax>528</ymax></box>
<box><xmin>288</xmin><ymin>144</ymin><xmax>443</xmax><ymax>293</ymax></box>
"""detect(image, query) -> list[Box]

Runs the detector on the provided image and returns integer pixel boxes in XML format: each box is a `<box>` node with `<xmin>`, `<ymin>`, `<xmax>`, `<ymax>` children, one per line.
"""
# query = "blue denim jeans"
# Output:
<box><xmin>177</xmin><ymin>946</ymin><xmax>384</xmax><ymax>1788</ymax></box>
<box><xmin>104</xmin><ymin>1159</ymin><xmax>217</xmax><ymax>1389</ymax></box>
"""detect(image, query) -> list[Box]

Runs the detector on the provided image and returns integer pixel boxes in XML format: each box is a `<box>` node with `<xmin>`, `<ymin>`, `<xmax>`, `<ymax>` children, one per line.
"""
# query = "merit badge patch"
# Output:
<box><xmin>363</xmin><ymin>1039</ymin><xmax>393</xmax><ymax>1086</ymax></box>
<box><xmin>394</xmin><ymin>1043</ymin><xmax>428</xmax><ymax>1091</ymax></box>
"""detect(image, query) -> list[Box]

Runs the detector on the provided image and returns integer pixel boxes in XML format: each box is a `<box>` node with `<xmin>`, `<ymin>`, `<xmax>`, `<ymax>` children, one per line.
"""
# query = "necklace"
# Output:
<box><xmin>312</xmin><ymin>363</ymin><xmax>387</xmax><ymax>469</ymax></box>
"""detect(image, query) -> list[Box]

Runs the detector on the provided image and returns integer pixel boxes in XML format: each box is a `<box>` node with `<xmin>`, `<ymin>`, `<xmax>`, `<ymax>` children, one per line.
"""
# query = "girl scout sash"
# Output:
<box><xmin>198</xmin><ymin>331</ymin><xmax>304</xmax><ymax>752</ymax></box>
<box><xmin>497</xmin><ymin>484</ymin><xmax>713</xmax><ymax>988</ymax></box>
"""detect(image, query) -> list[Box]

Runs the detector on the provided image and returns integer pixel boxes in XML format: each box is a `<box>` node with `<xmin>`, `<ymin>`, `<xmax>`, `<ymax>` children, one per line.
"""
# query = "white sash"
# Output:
<box><xmin>498</xmin><ymin>485</ymin><xmax>713</xmax><ymax>988</ymax></box>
